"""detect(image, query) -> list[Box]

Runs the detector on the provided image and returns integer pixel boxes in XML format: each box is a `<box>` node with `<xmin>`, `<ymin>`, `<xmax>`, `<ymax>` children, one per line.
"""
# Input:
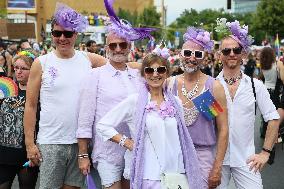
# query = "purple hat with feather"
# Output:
<box><xmin>215</xmin><ymin>18</ymin><xmax>254</xmax><ymax>52</ymax></box>
<box><xmin>53</xmin><ymin>3</ymin><xmax>88</xmax><ymax>32</ymax></box>
<box><xmin>183</xmin><ymin>27</ymin><xmax>214</xmax><ymax>52</ymax></box>
<box><xmin>104</xmin><ymin>0</ymin><xmax>156</xmax><ymax>41</ymax></box>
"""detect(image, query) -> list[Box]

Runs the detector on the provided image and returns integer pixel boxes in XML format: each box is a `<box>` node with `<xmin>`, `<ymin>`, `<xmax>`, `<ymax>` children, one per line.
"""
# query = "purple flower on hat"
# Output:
<box><xmin>215</xmin><ymin>18</ymin><xmax>254</xmax><ymax>52</ymax></box>
<box><xmin>54</xmin><ymin>3</ymin><xmax>88</xmax><ymax>32</ymax></box>
<box><xmin>183</xmin><ymin>27</ymin><xmax>214</xmax><ymax>52</ymax></box>
<box><xmin>152</xmin><ymin>46</ymin><xmax>170</xmax><ymax>59</ymax></box>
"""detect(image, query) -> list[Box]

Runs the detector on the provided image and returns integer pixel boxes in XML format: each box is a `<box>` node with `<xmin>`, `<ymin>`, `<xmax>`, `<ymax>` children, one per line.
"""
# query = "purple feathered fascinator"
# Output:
<box><xmin>104</xmin><ymin>0</ymin><xmax>156</xmax><ymax>41</ymax></box>
<box><xmin>183</xmin><ymin>27</ymin><xmax>214</xmax><ymax>52</ymax></box>
<box><xmin>215</xmin><ymin>18</ymin><xmax>254</xmax><ymax>52</ymax></box>
<box><xmin>53</xmin><ymin>3</ymin><xmax>88</xmax><ymax>32</ymax></box>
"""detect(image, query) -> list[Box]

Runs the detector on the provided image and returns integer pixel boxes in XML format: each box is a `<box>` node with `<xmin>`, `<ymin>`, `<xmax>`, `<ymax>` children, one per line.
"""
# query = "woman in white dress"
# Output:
<box><xmin>96</xmin><ymin>48</ymin><xmax>206</xmax><ymax>189</ymax></box>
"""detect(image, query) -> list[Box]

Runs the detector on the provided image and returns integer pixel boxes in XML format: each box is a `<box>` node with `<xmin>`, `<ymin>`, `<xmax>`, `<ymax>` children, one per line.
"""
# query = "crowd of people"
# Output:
<box><xmin>0</xmin><ymin>1</ymin><xmax>283</xmax><ymax>189</ymax></box>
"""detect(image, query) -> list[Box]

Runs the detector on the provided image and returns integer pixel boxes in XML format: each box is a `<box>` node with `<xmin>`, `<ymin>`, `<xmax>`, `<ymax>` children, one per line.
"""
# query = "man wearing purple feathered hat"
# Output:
<box><xmin>167</xmin><ymin>26</ymin><xmax>229</xmax><ymax>189</ymax></box>
<box><xmin>24</xmin><ymin>2</ymin><xmax>107</xmax><ymax>189</ymax></box>
<box><xmin>215</xmin><ymin>18</ymin><xmax>279</xmax><ymax>188</ymax></box>
<box><xmin>76</xmin><ymin>0</ymin><xmax>156</xmax><ymax>189</ymax></box>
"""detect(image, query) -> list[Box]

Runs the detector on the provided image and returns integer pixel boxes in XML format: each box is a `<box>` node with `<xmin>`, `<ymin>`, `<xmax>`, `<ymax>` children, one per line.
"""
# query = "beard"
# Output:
<box><xmin>180</xmin><ymin>60</ymin><xmax>200</xmax><ymax>73</ymax></box>
<box><xmin>108</xmin><ymin>51</ymin><xmax>129</xmax><ymax>63</ymax></box>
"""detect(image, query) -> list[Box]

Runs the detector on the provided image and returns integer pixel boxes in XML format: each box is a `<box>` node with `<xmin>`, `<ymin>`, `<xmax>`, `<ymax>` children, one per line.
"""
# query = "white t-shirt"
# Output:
<box><xmin>37</xmin><ymin>51</ymin><xmax>92</xmax><ymax>144</ymax></box>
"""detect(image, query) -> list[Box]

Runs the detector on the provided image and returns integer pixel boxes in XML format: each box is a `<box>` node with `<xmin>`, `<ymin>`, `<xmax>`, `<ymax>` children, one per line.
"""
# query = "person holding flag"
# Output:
<box><xmin>215</xmin><ymin>18</ymin><xmax>279</xmax><ymax>188</ymax></box>
<box><xmin>167</xmin><ymin>26</ymin><xmax>228</xmax><ymax>189</ymax></box>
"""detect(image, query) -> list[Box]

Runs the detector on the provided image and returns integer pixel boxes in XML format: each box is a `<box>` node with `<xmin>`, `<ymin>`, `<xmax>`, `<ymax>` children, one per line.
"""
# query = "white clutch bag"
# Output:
<box><xmin>160</xmin><ymin>172</ymin><xmax>189</xmax><ymax>189</ymax></box>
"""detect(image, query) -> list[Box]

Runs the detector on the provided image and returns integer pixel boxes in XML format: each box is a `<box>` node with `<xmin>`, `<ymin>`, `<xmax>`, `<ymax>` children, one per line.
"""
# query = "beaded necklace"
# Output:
<box><xmin>181</xmin><ymin>75</ymin><xmax>200</xmax><ymax>101</ymax></box>
<box><xmin>224</xmin><ymin>72</ymin><xmax>242</xmax><ymax>85</ymax></box>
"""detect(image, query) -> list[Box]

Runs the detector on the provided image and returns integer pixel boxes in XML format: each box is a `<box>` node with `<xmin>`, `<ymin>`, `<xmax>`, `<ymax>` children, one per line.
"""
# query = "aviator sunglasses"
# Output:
<box><xmin>221</xmin><ymin>47</ymin><xmax>243</xmax><ymax>56</ymax></box>
<box><xmin>51</xmin><ymin>30</ymin><xmax>75</xmax><ymax>38</ymax></box>
<box><xmin>108</xmin><ymin>42</ymin><xmax>128</xmax><ymax>50</ymax></box>
<box><xmin>144</xmin><ymin>66</ymin><xmax>167</xmax><ymax>75</ymax></box>
<box><xmin>180</xmin><ymin>49</ymin><xmax>204</xmax><ymax>59</ymax></box>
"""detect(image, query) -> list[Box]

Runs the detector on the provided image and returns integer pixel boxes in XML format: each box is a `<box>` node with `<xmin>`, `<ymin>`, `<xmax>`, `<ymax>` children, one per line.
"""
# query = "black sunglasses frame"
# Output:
<box><xmin>108</xmin><ymin>42</ymin><xmax>128</xmax><ymax>50</ymax></box>
<box><xmin>144</xmin><ymin>66</ymin><xmax>167</xmax><ymax>75</ymax></box>
<box><xmin>51</xmin><ymin>30</ymin><xmax>75</xmax><ymax>38</ymax></box>
<box><xmin>180</xmin><ymin>49</ymin><xmax>204</xmax><ymax>59</ymax></box>
<box><xmin>221</xmin><ymin>47</ymin><xmax>243</xmax><ymax>56</ymax></box>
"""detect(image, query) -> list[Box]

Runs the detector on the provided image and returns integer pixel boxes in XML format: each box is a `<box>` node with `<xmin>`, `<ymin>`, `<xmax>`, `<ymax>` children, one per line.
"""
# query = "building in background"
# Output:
<box><xmin>4</xmin><ymin>0</ymin><xmax>154</xmax><ymax>41</ymax></box>
<box><xmin>229</xmin><ymin>0</ymin><xmax>260</xmax><ymax>14</ymax></box>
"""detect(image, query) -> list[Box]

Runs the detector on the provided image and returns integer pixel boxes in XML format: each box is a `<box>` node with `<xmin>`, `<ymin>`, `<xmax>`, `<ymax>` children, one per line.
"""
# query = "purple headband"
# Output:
<box><xmin>183</xmin><ymin>27</ymin><xmax>214</xmax><ymax>52</ymax></box>
<box><xmin>104</xmin><ymin>0</ymin><xmax>156</xmax><ymax>41</ymax></box>
<box><xmin>54</xmin><ymin>3</ymin><xmax>88</xmax><ymax>32</ymax></box>
<box><xmin>215</xmin><ymin>18</ymin><xmax>254</xmax><ymax>52</ymax></box>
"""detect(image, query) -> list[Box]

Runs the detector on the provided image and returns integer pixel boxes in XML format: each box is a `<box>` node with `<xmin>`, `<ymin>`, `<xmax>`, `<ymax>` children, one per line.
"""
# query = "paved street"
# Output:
<box><xmin>12</xmin><ymin>109</ymin><xmax>284</xmax><ymax>189</ymax></box>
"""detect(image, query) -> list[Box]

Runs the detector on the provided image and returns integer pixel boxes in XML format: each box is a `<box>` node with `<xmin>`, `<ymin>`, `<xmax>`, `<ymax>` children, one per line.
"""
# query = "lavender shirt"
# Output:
<box><xmin>76</xmin><ymin>62</ymin><xmax>141</xmax><ymax>165</ymax></box>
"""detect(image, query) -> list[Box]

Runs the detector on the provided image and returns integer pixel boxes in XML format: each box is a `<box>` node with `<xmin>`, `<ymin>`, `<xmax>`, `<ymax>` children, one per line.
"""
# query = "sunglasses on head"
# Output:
<box><xmin>108</xmin><ymin>42</ymin><xmax>128</xmax><ymax>51</ymax></box>
<box><xmin>180</xmin><ymin>49</ymin><xmax>204</xmax><ymax>59</ymax></box>
<box><xmin>221</xmin><ymin>47</ymin><xmax>243</xmax><ymax>56</ymax></box>
<box><xmin>51</xmin><ymin>30</ymin><xmax>75</xmax><ymax>38</ymax></box>
<box><xmin>144</xmin><ymin>66</ymin><xmax>167</xmax><ymax>75</ymax></box>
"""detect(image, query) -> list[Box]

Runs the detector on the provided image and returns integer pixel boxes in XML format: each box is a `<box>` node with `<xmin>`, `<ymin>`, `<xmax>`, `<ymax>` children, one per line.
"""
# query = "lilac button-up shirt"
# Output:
<box><xmin>76</xmin><ymin>62</ymin><xmax>141</xmax><ymax>165</ymax></box>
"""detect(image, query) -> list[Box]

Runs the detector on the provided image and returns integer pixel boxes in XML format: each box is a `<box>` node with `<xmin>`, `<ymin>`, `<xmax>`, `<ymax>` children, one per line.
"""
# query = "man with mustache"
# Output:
<box><xmin>215</xmin><ymin>18</ymin><xmax>279</xmax><ymax>189</ymax></box>
<box><xmin>168</xmin><ymin>27</ymin><xmax>228</xmax><ymax>189</ymax></box>
<box><xmin>76</xmin><ymin>1</ymin><xmax>155</xmax><ymax>188</ymax></box>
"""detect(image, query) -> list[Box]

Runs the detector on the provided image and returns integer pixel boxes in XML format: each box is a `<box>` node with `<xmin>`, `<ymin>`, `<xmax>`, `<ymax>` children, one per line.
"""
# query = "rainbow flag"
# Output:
<box><xmin>275</xmin><ymin>33</ymin><xmax>280</xmax><ymax>57</ymax></box>
<box><xmin>192</xmin><ymin>89</ymin><xmax>223</xmax><ymax>121</ymax></box>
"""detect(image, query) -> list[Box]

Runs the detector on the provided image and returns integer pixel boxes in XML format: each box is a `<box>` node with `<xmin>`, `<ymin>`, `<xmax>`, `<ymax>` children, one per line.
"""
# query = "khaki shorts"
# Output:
<box><xmin>38</xmin><ymin>144</ymin><xmax>85</xmax><ymax>189</ymax></box>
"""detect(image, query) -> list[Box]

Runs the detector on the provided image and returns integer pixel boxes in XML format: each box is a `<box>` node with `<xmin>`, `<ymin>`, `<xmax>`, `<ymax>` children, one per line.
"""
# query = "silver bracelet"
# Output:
<box><xmin>119</xmin><ymin>135</ymin><xmax>128</xmax><ymax>147</ymax></box>
<box><xmin>78</xmin><ymin>153</ymin><xmax>89</xmax><ymax>158</ymax></box>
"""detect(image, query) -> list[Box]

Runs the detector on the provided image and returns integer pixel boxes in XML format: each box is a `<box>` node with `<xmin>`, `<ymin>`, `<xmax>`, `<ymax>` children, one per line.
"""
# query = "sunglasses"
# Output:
<box><xmin>108</xmin><ymin>42</ymin><xmax>128</xmax><ymax>51</ymax></box>
<box><xmin>180</xmin><ymin>49</ymin><xmax>204</xmax><ymax>59</ymax></box>
<box><xmin>14</xmin><ymin>66</ymin><xmax>30</xmax><ymax>71</ymax></box>
<box><xmin>144</xmin><ymin>66</ymin><xmax>167</xmax><ymax>75</ymax></box>
<box><xmin>221</xmin><ymin>47</ymin><xmax>243</xmax><ymax>56</ymax></box>
<box><xmin>51</xmin><ymin>30</ymin><xmax>75</xmax><ymax>38</ymax></box>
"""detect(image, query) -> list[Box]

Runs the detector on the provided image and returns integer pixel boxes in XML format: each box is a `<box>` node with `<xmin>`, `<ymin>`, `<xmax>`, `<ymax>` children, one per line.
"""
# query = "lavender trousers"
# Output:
<box><xmin>195</xmin><ymin>145</ymin><xmax>216</xmax><ymax>184</ymax></box>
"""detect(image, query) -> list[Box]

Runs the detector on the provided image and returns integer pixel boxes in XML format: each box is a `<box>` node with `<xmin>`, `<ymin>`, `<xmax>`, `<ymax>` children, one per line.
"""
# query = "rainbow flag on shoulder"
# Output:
<box><xmin>192</xmin><ymin>89</ymin><xmax>223</xmax><ymax>121</ymax></box>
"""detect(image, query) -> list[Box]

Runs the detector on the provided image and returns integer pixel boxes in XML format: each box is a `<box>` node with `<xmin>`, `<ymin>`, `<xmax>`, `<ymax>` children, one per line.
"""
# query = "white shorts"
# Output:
<box><xmin>217</xmin><ymin>165</ymin><xmax>263</xmax><ymax>189</ymax></box>
<box><xmin>97</xmin><ymin>160</ymin><xmax>124</xmax><ymax>187</ymax></box>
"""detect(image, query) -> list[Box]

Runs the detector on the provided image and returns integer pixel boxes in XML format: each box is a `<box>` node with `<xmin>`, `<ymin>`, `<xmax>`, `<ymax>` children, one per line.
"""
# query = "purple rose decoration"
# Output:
<box><xmin>183</xmin><ymin>27</ymin><xmax>214</xmax><ymax>52</ymax></box>
<box><xmin>145</xmin><ymin>100</ymin><xmax>176</xmax><ymax>119</ymax></box>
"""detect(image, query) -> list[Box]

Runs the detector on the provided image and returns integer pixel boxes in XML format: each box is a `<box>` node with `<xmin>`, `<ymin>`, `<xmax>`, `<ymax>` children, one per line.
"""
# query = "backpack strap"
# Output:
<box><xmin>251</xmin><ymin>77</ymin><xmax>257</xmax><ymax>115</ymax></box>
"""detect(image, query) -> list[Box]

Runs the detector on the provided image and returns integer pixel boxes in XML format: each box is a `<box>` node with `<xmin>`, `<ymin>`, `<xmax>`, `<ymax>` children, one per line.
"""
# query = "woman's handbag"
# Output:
<box><xmin>161</xmin><ymin>172</ymin><xmax>189</xmax><ymax>189</ymax></box>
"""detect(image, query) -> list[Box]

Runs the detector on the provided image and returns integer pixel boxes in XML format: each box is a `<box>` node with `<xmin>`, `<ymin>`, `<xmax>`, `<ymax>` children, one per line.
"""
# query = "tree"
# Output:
<box><xmin>254</xmin><ymin>0</ymin><xmax>284</xmax><ymax>40</ymax></box>
<box><xmin>138</xmin><ymin>6</ymin><xmax>162</xmax><ymax>40</ymax></box>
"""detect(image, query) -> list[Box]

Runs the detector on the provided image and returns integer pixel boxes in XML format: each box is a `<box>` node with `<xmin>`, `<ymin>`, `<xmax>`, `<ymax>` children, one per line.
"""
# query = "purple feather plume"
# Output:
<box><xmin>104</xmin><ymin>0</ymin><xmax>157</xmax><ymax>41</ymax></box>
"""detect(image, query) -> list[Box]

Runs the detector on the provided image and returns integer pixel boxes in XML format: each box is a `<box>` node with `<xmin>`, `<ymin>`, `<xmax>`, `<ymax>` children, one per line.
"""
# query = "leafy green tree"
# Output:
<box><xmin>138</xmin><ymin>6</ymin><xmax>162</xmax><ymax>40</ymax></box>
<box><xmin>254</xmin><ymin>0</ymin><xmax>284</xmax><ymax>40</ymax></box>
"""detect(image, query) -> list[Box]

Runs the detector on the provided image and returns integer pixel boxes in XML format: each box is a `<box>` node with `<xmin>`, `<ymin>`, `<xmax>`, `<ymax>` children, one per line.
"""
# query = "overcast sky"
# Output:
<box><xmin>154</xmin><ymin>0</ymin><xmax>227</xmax><ymax>24</ymax></box>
